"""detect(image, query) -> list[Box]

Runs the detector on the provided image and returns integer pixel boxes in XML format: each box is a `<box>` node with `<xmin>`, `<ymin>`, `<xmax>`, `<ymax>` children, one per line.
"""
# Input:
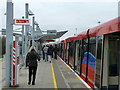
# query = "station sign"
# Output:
<box><xmin>14</xmin><ymin>19</ymin><xmax>30</xmax><ymax>25</ymax></box>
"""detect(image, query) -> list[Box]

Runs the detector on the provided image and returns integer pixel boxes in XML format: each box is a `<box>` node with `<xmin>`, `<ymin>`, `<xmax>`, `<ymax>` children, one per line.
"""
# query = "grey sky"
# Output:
<box><xmin>0</xmin><ymin>0</ymin><xmax>118</xmax><ymax>40</ymax></box>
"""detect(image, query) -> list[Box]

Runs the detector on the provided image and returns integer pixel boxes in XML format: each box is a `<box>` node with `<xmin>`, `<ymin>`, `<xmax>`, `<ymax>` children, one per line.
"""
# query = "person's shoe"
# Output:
<box><xmin>50</xmin><ymin>61</ymin><xmax>51</xmax><ymax>63</ymax></box>
<box><xmin>32</xmin><ymin>82</ymin><xmax>35</xmax><ymax>85</ymax></box>
<box><xmin>28</xmin><ymin>82</ymin><xmax>31</xmax><ymax>85</ymax></box>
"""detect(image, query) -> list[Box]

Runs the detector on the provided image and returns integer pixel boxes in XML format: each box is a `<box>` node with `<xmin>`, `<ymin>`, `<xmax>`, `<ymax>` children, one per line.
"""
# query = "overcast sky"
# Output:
<box><xmin>0</xmin><ymin>0</ymin><xmax>119</xmax><ymax>40</ymax></box>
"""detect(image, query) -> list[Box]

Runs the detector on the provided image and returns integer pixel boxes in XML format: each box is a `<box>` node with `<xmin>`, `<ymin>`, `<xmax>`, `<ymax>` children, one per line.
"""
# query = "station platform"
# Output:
<box><xmin>1</xmin><ymin>56</ymin><xmax>91</xmax><ymax>89</ymax></box>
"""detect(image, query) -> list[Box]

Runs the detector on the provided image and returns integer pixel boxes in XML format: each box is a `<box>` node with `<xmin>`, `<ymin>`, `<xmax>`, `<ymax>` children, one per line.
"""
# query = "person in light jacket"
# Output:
<box><xmin>26</xmin><ymin>46</ymin><xmax>40</xmax><ymax>85</ymax></box>
<box><xmin>43</xmin><ymin>45</ymin><xmax>48</xmax><ymax>62</ymax></box>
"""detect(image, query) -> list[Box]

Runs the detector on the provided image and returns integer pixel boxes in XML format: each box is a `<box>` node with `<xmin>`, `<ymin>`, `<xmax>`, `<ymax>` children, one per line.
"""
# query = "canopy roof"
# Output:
<box><xmin>39</xmin><ymin>30</ymin><xmax>68</xmax><ymax>42</ymax></box>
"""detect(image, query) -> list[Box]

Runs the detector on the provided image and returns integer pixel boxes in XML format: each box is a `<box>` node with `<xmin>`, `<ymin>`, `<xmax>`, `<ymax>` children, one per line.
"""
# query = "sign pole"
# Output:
<box><xmin>25</xmin><ymin>3</ymin><xmax>29</xmax><ymax>68</ymax></box>
<box><xmin>22</xmin><ymin>16</ymin><xmax>24</xmax><ymax>66</ymax></box>
<box><xmin>32</xmin><ymin>16</ymin><xmax>35</xmax><ymax>46</ymax></box>
<box><xmin>5</xmin><ymin>0</ymin><xmax>13</xmax><ymax>86</ymax></box>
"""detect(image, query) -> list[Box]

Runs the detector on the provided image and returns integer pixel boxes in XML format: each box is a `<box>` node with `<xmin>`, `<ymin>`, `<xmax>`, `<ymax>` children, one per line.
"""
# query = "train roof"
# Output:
<box><xmin>89</xmin><ymin>17</ymin><xmax>119</xmax><ymax>38</ymax></box>
<box><xmin>65</xmin><ymin>17</ymin><xmax>120</xmax><ymax>42</ymax></box>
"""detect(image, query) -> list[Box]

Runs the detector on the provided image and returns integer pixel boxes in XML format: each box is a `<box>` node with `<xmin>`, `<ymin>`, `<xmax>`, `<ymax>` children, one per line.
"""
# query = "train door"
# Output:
<box><xmin>66</xmin><ymin>43</ymin><xmax>69</xmax><ymax>64</ymax></box>
<box><xmin>69</xmin><ymin>42</ymin><xmax>72</xmax><ymax>67</ymax></box>
<box><xmin>79</xmin><ymin>40</ymin><xmax>83</xmax><ymax>75</ymax></box>
<box><xmin>75</xmin><ymin>41</ymin><xmax>79</xmax><ymax>72</ymax></box>
<box><xmin>103</xmin><ymin>33</ymin><xmax>120</xmax><ymax>89</ymax></box>
<box><xmin>64</xmin><ymin>41</ymin><xmax>67</xmax><ymax>62</ymax></box>
<box><xmin>94</xmin><ymin>35</ymin><xmax>104</xmax><ymax>89</ymax></box>
<box><xmin>87</xmin><ymin>37</ymin><xmax>96</xmax><ymax>88</ymax></box>
<box><xmin>62</xmin><ymin>41</ymin><xmax>65</xmax><ymax>61</ymax></box>
<box><xmin>80</xmin><ymin>39</ymin><xmax>88</xmax><ymax>81</ymax></box>
<box><xmin>60</xmin><ymin>43</ymin><xmax>63</xmax><ymax>58</ymax></box>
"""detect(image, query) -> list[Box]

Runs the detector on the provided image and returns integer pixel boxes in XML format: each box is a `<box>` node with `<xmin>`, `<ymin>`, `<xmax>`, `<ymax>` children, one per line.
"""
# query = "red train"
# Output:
<box><xmin>58</xmin><ymin>17</ymin><xmax>120</xmax><ymax>89</ymax></box>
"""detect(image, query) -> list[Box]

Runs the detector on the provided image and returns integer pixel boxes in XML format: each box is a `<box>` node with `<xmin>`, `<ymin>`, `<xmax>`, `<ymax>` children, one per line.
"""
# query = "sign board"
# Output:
<box><xmin>14</xmin><ymin>19</ymin><xmax>30</xmax><ymax>25</ymax></box>
<box><xmin>47</xmin><ymin>30</ymin><xmax>56</xmax><ymax>35</ymax></box>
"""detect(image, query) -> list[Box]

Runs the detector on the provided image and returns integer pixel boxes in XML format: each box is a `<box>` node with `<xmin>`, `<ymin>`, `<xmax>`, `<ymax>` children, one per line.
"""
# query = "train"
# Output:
<box><xmin>57</xmin><ymin>17</ymin><xmax>120</xmax><ymax>89</ymax></box>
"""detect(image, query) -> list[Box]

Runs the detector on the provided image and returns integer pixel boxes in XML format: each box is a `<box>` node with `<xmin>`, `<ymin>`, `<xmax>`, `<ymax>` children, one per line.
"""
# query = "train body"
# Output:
<box><xmin>58</xmin><ymin>17</ymin><xmax>120</xmax><ymax>89</ymax></box>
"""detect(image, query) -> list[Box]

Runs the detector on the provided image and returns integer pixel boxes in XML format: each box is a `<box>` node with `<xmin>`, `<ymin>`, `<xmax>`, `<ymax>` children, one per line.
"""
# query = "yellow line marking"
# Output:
<box><xmin>51</xmin><ymin>61</ymin><xmax>57</xmax><ymax>90</ymax></box>
<box><xmin>0</xmin><ymin>61</ymin><xmax>3</xmax><ymax>63</ymax></box>
<box><xmin>76</xmin><ymin>77</ymin><xmax>80</xmax><ymax>79</ymax></box>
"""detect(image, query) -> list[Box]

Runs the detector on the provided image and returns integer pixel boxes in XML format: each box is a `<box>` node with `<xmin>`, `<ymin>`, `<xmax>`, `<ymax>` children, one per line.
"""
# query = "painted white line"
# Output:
<box><xmin>58</xmin><ymin>56</ymin><xmax>92</xmax><ymax>89</ymax></box>
<box><xmin>55</xmin><ymin>59</ymin><xmax>70</xmax><ymax>88</ymax></box>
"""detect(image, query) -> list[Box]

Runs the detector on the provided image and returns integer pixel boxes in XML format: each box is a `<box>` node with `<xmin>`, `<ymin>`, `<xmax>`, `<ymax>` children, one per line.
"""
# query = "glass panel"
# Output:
<box><xmin>61</xmin><ymin>43</ymin><xmax>63</xmax><ymax>58</ymax></box>
<box><xmin>78</xmin><ymin>40</ymin><xmax>82</xmax><ymax>75</ymax></box>
<box><xmin>95</xmin><ymin>35</ymin><xmax>103</xmax><ymax>88</ymax></box>
<box><xmin>109</xmin><ymin>36</ymin><xmax>120</xmax><ymax>76</ymax></box>
<box><xmin>69</xmin><ymin>42</ymin><xmax>74</xmax><ymax>67</ymax></box>
<box><xmin>81</xmin><ymin>39</ymin><xmax>88</xmax><ymax>80</ymax></box>
<box><xmin>66</xmin><ymin>43</ymin><xmax>69</xmax><ymax>64</ymax></box>
<box><xmin>64</xmin><ymin>42</ymin><xmax>67</xmax><ymax>62</ymax></box>
<box><xmin>87</xmin><ymin>37</ymin><xmax>96</xmax><ymax>87</ymax></box>
<box><xmin>108</xmin><ymin>34</ymin><xmax>120</xmax><ymax>89</ymax></box>
<box><xmin>75</xmin><ymin>41</ymin><xmax>78</xmax><ymax>71</ymax></box>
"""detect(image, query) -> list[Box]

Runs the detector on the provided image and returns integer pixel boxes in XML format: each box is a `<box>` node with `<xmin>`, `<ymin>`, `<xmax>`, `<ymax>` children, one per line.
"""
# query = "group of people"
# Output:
<box><xmin>26</xmin><ymin>44</ymin><xmax>59</xmax><ymax>85</ymax></box>
<box><xmin>42</xmin><ymin>44</ymin><xmax>59</xmax><ymax>63</ymax></box>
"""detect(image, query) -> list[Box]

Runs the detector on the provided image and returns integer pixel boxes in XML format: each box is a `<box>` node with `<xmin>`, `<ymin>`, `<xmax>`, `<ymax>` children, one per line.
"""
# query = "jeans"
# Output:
<box><xmin>45</xmin><ymin>53</ymin><xmax>48</xmax><ymax>62</ymax></box>
<box><xmin>48</xmin><ymin>55</ymin><xmax>52</xmax><ymax>62</ymax></box>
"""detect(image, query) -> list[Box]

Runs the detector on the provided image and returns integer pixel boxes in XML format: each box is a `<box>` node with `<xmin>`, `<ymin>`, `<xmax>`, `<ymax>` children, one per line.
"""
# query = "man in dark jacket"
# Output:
<box><xmin>47</xmin><ymin>45</ymin><xmax>54</xmax><ymax>63</ymax></box>
<box><xmin>26</xmin><ymin>46</ymin><xmax>40</xmax><ymax>85</ymax></box>
<box><xmin>54</xmin><ymin>44</ymin><xmax>59</xmax><ymax>59</ymax></box>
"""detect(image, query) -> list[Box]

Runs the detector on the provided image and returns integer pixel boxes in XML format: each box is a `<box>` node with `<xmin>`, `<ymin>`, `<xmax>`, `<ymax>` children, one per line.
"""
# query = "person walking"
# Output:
<box><xmin>43</xmin><ymin>45</ymin><xmax>48</xmax><ymax>62</ymax></box>
<box><xmin>47</xmin><ymin>45</ymin><xmax>54</xmax><ymax>63</ymax></box>
<box><xmin>26</xmin><ymin>46</ymin><xmax>40</xmax><ymax>85</ymax></box>
<box><xmin>54</xmin><ymin>44</ymin><xmax>59</xmax><ymax>60</ymax></box>
<box><xmin>51</xmin><ymin>45</ymin><xmax>54</xmax><ymax>58</ymax></box>
<box><xmin>42</xmin><ymin>45</ymin><xmax>45</xmax><ymax>60</ymax></box>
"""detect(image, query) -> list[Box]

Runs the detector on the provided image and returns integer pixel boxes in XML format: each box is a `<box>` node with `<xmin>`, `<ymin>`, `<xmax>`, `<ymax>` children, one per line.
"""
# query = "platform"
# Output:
<box><xmin>1</xmin><ymin>56</ymin><xmax>91</xmax><ymax>89</ymax></box>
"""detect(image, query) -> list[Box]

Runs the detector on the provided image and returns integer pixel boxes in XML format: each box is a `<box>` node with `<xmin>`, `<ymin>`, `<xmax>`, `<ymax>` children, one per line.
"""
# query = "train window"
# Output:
<box><xmin>66</xmin><ymin>43</ymin><xmax>69</xmax><ymax>64</ymax></box>
<box><xmin>69</xmin><ymin>42</ymin><xmax>75</xmax><ymax>67</ymax></box>
<box><xmin>108</xmin><ymin>36</ymin><xmax>120</xmax><ymax>76</ymax></box>
<box><xmin>74</xmin><ymin>40</ymin><xmax>79</xmax><ymax>72</ymax></box>
<box><xmin>95</xmin><ymin>35</ymin><xmax>103</xmax><ymax>88</ymax></box>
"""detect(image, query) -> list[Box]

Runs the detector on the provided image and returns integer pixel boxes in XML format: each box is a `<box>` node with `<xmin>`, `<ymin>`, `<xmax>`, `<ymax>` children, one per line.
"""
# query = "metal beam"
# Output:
<box><xmin>5</xmin><ymin>0</ymin><xmax>13</xmax><ymax>86</ymax></box>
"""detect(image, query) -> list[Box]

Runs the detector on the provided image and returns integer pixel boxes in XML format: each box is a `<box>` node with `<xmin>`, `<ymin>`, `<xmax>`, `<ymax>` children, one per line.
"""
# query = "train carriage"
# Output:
<box><xmin>60</xmin><ymin>17</ymin><xmax>120</xmax><ymax>89</ymax></box>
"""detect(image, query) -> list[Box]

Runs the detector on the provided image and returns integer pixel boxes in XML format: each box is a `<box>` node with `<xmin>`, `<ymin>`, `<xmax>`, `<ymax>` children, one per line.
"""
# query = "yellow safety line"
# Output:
<box><xmin>0</xmin><ymin>61</ymin><xmax>3</xmax><ymax>63</ymax></box>
<box><xmin>51</xmin><ymin>61</ymin><xmax>57</xmax><ymax>90</ymax></box>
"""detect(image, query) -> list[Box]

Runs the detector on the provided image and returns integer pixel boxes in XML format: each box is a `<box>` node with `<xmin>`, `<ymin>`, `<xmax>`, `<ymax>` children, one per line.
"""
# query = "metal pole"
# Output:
<box><xmin>22</xmin><ymin>16</ymin><xmax>24</xmax><ymax>66</ymax></box>
<box><xmin>6</xmin><ymin>0</ymin><xmax>13</xmax><ymax>86</ymax></box>
<box><xmin>118</xmin><ymin>40</ymin><xmax>120</xmax><ymax>90</ymax></box>
<box><xmin>15</xmin><ymin>35</ymin><xmax>19</xmax><ymax>85</ymax></box>
<box><xmin>25</xmin><ymin>3</ymin><xmax>29</xmax><ymax>67</ymax></box>
<box><xmin>32</xmin><ymin>16</ymin><xmax>35</xmax><ymax>46</ymax></box>
<box><xmin>36</xmin><ymin>41</ymin><xmax>38</xmax><ymax>52</ymax></box>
